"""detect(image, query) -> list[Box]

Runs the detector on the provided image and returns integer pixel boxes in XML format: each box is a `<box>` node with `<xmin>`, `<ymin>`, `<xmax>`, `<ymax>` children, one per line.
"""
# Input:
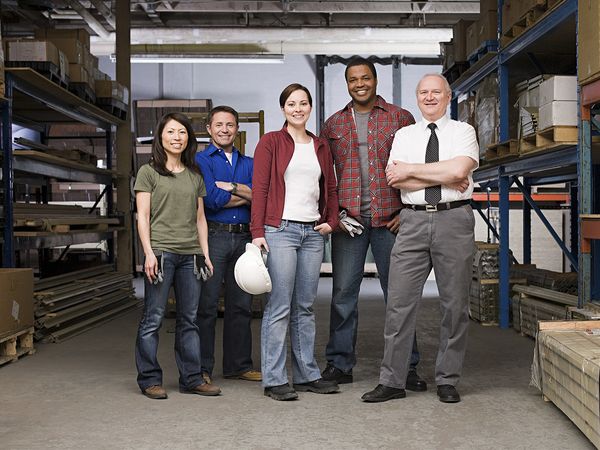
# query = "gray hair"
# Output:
<box><xmin>415</xmin><ymin>73</ymin><xmax>452</xmax><ymax>95</ymax></box>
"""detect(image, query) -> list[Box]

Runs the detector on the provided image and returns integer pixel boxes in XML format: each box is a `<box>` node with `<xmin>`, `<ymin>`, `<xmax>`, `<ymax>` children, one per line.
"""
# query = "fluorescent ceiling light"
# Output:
<box><xmin>112</xmin><ymin>54</ymin><xmax>285</xmax><ymax>64</ymax></box>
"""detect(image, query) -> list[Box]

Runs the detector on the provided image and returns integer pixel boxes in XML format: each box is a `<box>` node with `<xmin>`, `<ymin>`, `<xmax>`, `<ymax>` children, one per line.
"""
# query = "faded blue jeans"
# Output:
<box><xmin>135</xmin><ymin>251</ymin><xmax>204</xmax><ymax>391</ymax></box>
<box><xmin>261</xmin><ymin>220</ymin><xmax>324</xmax><ymax>388</ymax></box>
<box><xmin>326</xmin><ymin>217</ymin><xmax>420</xmax><ymax>372</ymax></box>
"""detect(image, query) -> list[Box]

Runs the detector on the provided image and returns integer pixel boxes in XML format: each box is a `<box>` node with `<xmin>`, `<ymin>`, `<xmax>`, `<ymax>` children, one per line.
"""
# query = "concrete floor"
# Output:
<box><xmin>0</xmin><ymin>278</ymin><xmax>594</xmax><ymax>449</ymax></box>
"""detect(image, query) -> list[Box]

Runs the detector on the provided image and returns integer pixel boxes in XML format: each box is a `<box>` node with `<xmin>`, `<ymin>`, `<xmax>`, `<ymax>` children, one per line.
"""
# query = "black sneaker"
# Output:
<box><xmin>264</xmin><ymin>383</ymin><xmax>298</xmax><ymax>401</ymax></box>
<box><xmin>293</xmin><ymin>378</ymin><xmax>339</xmax><ymax>394</ymax></box>
<box><xmin>321</xmin><ymin>364</ymin><xmax>353</xmax><ymax>384</ymax></box>
<box><xmin>361</xmin><ymin>384</ymin><xmax>406</xmax><ymax>403</ymax></box>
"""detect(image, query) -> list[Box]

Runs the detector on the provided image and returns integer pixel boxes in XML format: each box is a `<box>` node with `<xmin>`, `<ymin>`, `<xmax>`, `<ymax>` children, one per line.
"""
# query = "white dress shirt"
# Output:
<box><xmin>388</xmin><ymin>115</ymin><xmax>479</xmax><ymax>205</ymax></box>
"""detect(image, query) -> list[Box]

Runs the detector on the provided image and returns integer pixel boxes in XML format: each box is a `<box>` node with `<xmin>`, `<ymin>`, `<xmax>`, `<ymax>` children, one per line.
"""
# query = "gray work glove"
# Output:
<box><xmin>339</xmin><ymin>210</ymin><xmax>364</xmax><ymax>237</ymax></box>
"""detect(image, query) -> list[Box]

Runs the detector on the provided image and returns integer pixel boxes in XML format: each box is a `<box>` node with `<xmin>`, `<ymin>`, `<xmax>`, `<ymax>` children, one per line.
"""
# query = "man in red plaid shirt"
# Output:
<box><xmin>320</xmin><ymin>57</ymin><xmax>425</xmax><ymax>391</ymax></box>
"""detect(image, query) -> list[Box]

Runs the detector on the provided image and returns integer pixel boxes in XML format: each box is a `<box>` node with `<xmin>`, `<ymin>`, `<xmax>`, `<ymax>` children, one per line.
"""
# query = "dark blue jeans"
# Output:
<box><xmin>327</xmin><ymin>217</ymin><xmax>420</xmax><ymax>372</ymax></box>
<box><xmin>135</xmin><ymin>251</ymin><xmax>204</xmax><ymax>391</ymax></box>
<box><xmin>197</xmin><ymin>229</ymin><xmax>254</xmax><ymax>377</ymax></box>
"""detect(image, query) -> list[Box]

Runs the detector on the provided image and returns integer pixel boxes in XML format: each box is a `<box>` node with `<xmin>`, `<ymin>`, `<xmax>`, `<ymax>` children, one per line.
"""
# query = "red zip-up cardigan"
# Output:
<box><xmin>251</xmin><ymin>124</ymin><xmax>339</xmax><ymax>239</ymax></box>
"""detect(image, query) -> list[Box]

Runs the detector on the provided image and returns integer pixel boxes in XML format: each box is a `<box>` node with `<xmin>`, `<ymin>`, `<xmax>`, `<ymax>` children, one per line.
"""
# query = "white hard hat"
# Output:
<box><xmin>234</xmin><ymin>243</ymin><xmax>272</xmax><ymax>295</ymax></box>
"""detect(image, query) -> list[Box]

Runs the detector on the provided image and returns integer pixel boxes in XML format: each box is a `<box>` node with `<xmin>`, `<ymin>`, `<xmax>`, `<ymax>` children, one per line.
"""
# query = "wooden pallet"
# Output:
<box><xmin>467</xmin><ymin>40</ymin><xmax>499</xmax><ymax>67</ymax></box>
<box><xmin>443</xmin><ymin>61</ymin><xmax>470</xmax><ymax>84</ymax></box>
<box><xmin>0</xmin><ymin>327</ymin><xmax>35</xmax><ymax>367</ymax></box>
<box><xmin>96</xmin><ymin>98</ymin><xmax>128</xmax><ymax>120</ymax></box>
<box><xmin>485</xmin><ymin>139</ymin><xmax>519</xmax><ymax>160</ymax></box>
<box><xmin>68</xmin><ymin>82</ymin><xmax>96</xmax><ymax>104</ymax></box>
<box><xmin>14</xmin><ymin>216</ymin><xmax>118</xmax><ymax>233</ymax></box>
<box><xmin>520</xmin><ymin>126</ymin><xmax>577</xmax><ymax>156</ymax></box>
<box><xmin>4</xmin><ymin>61</ymin><xmax>68</xmax><ymax>89</ymax></box>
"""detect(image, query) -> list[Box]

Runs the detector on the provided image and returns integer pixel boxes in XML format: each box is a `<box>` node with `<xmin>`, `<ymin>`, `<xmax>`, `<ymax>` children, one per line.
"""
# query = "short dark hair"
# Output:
<box><xmin>344</xmin><ymin>57</ymin><xmax>377</xmax><ymax>81</ymax></box>
<box><xmin>279</xmin><ymin>83</ymin><xmax>313</xmax><ymax>108</ymax></box>
<box><xmin>208</xmin><ymin>105</ymin><xmax>239</xmax><ymax>126</ymax></box>
<box><xmin>151</xmin><ymin>112</ymin><xmax>199</xmax><ymax>176</ymax></box>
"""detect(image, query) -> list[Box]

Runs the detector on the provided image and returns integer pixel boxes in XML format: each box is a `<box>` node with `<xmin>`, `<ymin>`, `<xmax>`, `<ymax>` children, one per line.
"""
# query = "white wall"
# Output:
<box><xmin>100</xmin><ymin>55</ymin><xmax>443</xmax><ymax>156</ymax></box>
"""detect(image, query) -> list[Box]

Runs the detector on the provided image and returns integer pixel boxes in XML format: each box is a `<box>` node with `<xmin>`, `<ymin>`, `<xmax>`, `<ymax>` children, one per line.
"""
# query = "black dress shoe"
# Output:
<box><xmin>361</xmin><ymin>384</ymin><xmax>406</xmax><ymax>403</ymax></box>
<box><xmin>437</xmin><ymin>384</ymin><xmax>461</xmax><ymax>403</ymax></box>
<box><xmin>405</xmin><ymin>369</ymin><xmax>427</xmax><ymax>392</ymax></box>
<box><xmin>293</xmin><ymin>378</ymin><xmax>339</xmax><ymax>394</ymax></box>
<box><xmin>264</xmin><ymin>383</ymin><xmax>298</xmax><ymax>401</ymax></box>
<box><xmin>321</xmin><ymin>364</ymin><xmax>353</xmax><ymax>384</ymax></box>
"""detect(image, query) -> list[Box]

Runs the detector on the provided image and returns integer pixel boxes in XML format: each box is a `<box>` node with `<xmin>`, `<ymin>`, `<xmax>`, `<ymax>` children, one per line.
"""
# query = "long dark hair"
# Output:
<box><xmin>151</xmin><ymin>112</ymin><xmax>199</xmax><ymax>176</ymax></box>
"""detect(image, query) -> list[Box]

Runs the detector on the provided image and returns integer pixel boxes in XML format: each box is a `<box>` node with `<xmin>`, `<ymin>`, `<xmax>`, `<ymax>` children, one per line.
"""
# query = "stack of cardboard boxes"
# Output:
<box><xmin>537</xmin><ymin>75</ymin><xmax>577</xmax><ymax>130</ymax></box>
<box><xmin>0</xmin><ymin>269</ymin><xmax>34</xmax><ymax>365</ymax></box>
<box><xmin>465</xmin><ymin>0</ymin><xmax>498</xmax><ymax>59</ymax></box>
<box><xmin>579</xmin><ymin>0</ymin><xmax>600</xmax><ymax>84</ymax></box>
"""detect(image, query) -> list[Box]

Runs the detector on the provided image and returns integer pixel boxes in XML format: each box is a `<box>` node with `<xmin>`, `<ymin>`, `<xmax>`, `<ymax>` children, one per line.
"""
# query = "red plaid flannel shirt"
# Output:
<box><xmin>320</xmin><ymin>96</ymin><xmax>415</xmax><ymax>227</ymax></box>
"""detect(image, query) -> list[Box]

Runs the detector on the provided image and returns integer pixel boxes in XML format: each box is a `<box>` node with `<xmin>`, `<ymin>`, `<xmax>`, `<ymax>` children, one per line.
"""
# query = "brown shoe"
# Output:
<box><xmin>180</xmin><ymin>382</ymin><xmax>221</xmax><ymax>396</ymax></box>
<box><xmin>225</xmin><ymin>369</ymin><xmax>262</xmax><ymax>382</ymax></box>
<box><xmin>202</xmin><ymin>372</ymin><xmax>212</xmax><ymax>384</ymax></box>
<box><xmin>142</xmin><ymin>385</ymin><xmax>167</xmax><ymax>399</ymax></box>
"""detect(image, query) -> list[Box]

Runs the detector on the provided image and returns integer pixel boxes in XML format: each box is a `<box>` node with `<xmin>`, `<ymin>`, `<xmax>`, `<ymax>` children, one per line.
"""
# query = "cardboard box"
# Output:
<box><xmin>539</xmin><ymin>75</ymin><xmax>577</xmax><ymax>105</ymax></box>
<box><xmin>538</xmin><ymin>100</ymin><xmax>578</xmax><ymax>129</ymax></box>
<box><xmin>69</xmin><ymin>63</ymin><xmax>89</xmax><ymax>84</ymax></box>
<box><xmin>579</xmin><ymin>0</ymin><xmax>600</xmax><ymax>85</ymax></box>
<box><xmin>6</xmin><ymin>40</ymin><xmax>60</xmax><ymax>67</ymax></box>
<box><xmin>0</xmin><ymin>269</ymin><xmax>34</xmax><ymax>336</ymax></box>
<box><xmin>480</xmin><ymin>0</ymin><xmax>498</xmax><ymax>12</ymax></box>
<box><xmin>452</xmin><ymin>19</ymin><xmax>475</xmax><ymax>62</ymax></box>
<box><xmin>95</xmin><ymin>80</ymin><xmax>129</xmax><ymax>104</ymax></box>
<box><xmin>502</xmin><ymin>0</ymin><xmax>546</xmax><ymax>34</ymax></box>
<box><xmin>34</xmin><ymin>28</ymin><xmax>90</xmax><ymax>49</ymax></box>
<box><xmin>46</xmin><ymin>38</ymin><xmax>82</xmax><ymax>65</ymax></box>
<box><xmin>467</xmin><ymin>11</ymin><xmax>499</xmax><ymax>57</ymax></box>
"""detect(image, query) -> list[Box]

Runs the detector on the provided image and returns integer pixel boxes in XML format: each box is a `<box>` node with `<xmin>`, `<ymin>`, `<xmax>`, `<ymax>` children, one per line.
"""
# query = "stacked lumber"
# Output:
<box><xmin>510</xmin><ymin>264</ymin><xmax>577</xmax><ymax>295</ymax></box>
<box><xmin>470</xmin><ymin>242</ymin><xmax>524</xmax><ymax>325</ymax></box>
<box><xmin>568</xmin><ymin>302</ymin><xmax>600</xmax><ymax>321</ymax></box>
<box><xmin>511</xmin><ymin>284</ymin><xmax>575</xmax><ymax>338</ymax></box>
<box><xmin>34</xmin><ymin>265</ymin><xmax>140</xmax><ymax>343</ymax></box>
<box><xmin>533</xmin><ymin>320</ymin><xmax>600</xmax><ymax>448</ymax></box>
<box><xmin>15</xmin><ymin>137</ymin><xmax>98</xmax><ymax>166</ymax></box>
<box><xmin>13</xmin><ymin>203</ymin><xmax>120</xmax><ymax>233</ymax></box>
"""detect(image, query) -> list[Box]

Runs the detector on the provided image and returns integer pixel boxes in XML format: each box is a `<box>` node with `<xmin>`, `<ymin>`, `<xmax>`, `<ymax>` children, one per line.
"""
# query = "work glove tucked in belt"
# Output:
<box><xmin>338</xmin><ymin>210</ymin><xmax>364</xmax><ymax>237</ymax></box>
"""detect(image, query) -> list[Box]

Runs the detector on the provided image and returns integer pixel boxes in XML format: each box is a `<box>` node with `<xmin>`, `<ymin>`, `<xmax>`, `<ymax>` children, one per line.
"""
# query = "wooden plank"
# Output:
<box><xmin>513</xmin><ymin>284</ymin><xmax>578</xmax><ymax>306</ymax></box>
<box><xmin>538</xmin><ymin>320</ymin><xmax>600</xmax><ymax>331</ymax></box>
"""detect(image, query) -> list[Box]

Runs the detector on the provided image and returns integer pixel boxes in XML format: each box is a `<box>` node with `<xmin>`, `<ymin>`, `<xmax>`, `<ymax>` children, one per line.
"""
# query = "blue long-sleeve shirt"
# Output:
<box><xmin>195</xmin><ymin>143</ymin><xmax>253</xmax><ymax>225</ymax></box>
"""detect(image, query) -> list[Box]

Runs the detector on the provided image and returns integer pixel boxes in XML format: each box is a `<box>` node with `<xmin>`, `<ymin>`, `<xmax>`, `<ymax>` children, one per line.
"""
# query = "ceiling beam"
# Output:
<box><xmin>153</xmin><ymin>1</ymin><xmax>480</xmax><ymax>14</ymax></box>
<box><xmin>64</xmin><ymin>0</ymin><xmax>110</xmax><ymax>38</ymax></box>
<box><xmin>88</xmin><ymin>0</ymin><xmax>116</xmax><ymax>29</ymax></box>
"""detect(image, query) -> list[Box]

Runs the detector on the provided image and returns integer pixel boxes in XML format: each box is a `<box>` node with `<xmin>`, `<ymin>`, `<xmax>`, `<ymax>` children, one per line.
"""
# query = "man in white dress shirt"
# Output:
<box><xmin>361</xmin><ymin>73</ymin><xmax>479</xmax><ymax>404</ymax></box>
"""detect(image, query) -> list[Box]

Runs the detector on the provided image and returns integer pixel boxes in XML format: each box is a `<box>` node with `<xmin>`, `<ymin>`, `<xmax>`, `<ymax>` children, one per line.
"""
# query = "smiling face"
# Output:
<box><xmin>416</xmin><ymin>75</ymin><xmax>451</xmax><ymax>122</ymax></box>
<box><xmin>346</xmin><ymin>64</ymin><xmax>377</xmax><ymax>111</ymax></box>
<box><xmin>161</xmin><ymin>119</ymin><xmax>189</xmax><ymax>157</ymax></box>
<box><xmin>282</xmin><ymin>89</ymin><xmax>312</xmax><ymax>128</ymax></box>
<box><xmin>206</xmin><ymin>111</ymin><xmax>238</xmax><ymax>152</ymax></box>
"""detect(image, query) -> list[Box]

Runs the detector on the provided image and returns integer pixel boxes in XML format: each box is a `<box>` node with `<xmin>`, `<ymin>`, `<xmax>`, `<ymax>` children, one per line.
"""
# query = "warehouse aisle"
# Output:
<box><xmin>0</xmin><ymin>278</ymin><xmax>593</xmax><ymax>449</ymax></box>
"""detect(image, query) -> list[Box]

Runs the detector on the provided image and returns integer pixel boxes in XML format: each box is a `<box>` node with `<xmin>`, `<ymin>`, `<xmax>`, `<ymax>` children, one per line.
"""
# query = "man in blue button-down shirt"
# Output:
<box><xmin>195</xmin><ymin>105</ymin><xmax>261</xmax><ymax>384</ymax></box>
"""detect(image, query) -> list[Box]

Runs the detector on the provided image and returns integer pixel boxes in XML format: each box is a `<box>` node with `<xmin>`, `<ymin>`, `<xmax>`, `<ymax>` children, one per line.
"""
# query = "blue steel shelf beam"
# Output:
<box><xmin>513</xmin><ymin>177</ymin><xmax>578</xmax><ymax>270</ymax></box>
<box><xmin>1</xmin><ymin>75</ymin><xmax>14</xmax><ymax>267</ymax></box>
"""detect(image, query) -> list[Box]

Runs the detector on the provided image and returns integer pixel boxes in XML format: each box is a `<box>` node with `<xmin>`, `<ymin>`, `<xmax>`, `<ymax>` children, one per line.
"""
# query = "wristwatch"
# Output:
<box><xmin>231</xmin><ymin>182</ymin><xmax>238</xmax><ymax>194</ymax></box>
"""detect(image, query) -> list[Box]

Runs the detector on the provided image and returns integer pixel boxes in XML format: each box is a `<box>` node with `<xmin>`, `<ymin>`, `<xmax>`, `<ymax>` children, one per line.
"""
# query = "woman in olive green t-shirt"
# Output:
<box><xmin>133</xmin><ymin>112</ymin><xmax>220</xmax><ymax>399</ymax></box>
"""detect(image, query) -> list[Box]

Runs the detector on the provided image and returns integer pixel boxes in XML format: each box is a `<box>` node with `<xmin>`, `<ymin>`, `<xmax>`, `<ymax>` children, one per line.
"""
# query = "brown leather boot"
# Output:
<box><xmin>180</xmin><ymin>383</ymin><xmax>222</xmax><ymax>396</ymax></box>
<box><xmin>142</xmin><ymin>385</ymin><xmax>168</xmax><ymax>399</ymax></box>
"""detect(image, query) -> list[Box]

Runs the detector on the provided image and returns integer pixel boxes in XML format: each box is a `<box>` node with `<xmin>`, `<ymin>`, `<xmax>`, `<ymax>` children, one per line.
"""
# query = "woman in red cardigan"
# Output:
<box><xmin>251</xmin><ymin>83</ymin><xmax>340</xmax><ymax>401</ymax></box>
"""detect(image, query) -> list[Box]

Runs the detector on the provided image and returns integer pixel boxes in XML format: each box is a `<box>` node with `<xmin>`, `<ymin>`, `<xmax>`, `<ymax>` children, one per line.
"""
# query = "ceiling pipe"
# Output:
<box><xmin>88</xmin><ymin>0</ymin><xmax>116</xmax><ymax>29</ymax></box>
<box><xmin>64</xmin><ymin>0</ymin><xmax>110</xmax><ymax>39</ymax></box>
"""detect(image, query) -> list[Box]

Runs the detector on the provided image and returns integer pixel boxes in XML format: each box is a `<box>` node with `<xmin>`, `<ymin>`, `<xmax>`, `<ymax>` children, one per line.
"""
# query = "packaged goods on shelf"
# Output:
<box><xmin>0</xmin><ymin>269</ymin><xmax>34</xmax><ymax>336</ymax></box>
<box><xmin>475</xmin><ymin>76</ymin><xmax>499</xmax><ymax>158</ymax></box>
<box><xmin>452</xmin><ymin>19</ymin><xmax>475</xmax><ymax>63</ymax></box>
<box><xmin>6</xmin><ymin>40</ymin><xmax>68</xmax><ymax>81</ymax></box>
<box><xmin>514</xmin><ymin>75</ymin><xmax>549</xmax><ymax>137</ymax></box>
<box><xmin>95</xmin><ymin>80</ymin><xmax>129</xmax><ymax>104</ymax></box>
<box><xmin>538</xmin><ymin>101</ymin><xmax>578</xmax><ymax>130</ymax></box>
<box><xmin>539</xmin><ymin>75</ymin><xmax>577</xmax><ymax>105</ymax></box>
<box><xmin>578</xmin><ymin>0</ymin><xmax>600</xmax><ymax>84</ymax></box>
<box><xmin>440</xmin><ymin>41</ymin><xmax>454</xmax><ymax>70</ymax></box>
<box><xmin>458</xmin><ymin>96</ymin><xmax>476</xmax><ymax>127</ymax></box>
<box><xmin>466</xmin><ymin>10</ymin><xmax>498</xmax><ymax>58</ymax></box>
<box><xmin>134</xmin><ymin>99</ymin><xmax>212</xmax><ymax>137</ymax></box>
<box><xmin>34</xmin><ymin>28</ymin><xmax>91</xmax><ymax>50</ymax></box>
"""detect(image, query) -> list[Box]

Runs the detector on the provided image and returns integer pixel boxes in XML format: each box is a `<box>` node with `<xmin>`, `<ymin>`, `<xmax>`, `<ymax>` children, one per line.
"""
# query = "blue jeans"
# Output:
<box><xmin>197</xmin><ymin>229</ymin><xmax>253</xmax><ymax>376</ymax></box>
<box><xmin>135</xmin><ymin>251</ymin><xmax>204</xmax><ymax>391</ymax></box>
<box><xmin>261</xmin><ymin>220</ymin><xmax>324</xmax><ymax>388</ymax></box>
<box><xmin>327</xmin><ymin>217</ymin><xmax>420</xmax><ymax>372</ymax></box>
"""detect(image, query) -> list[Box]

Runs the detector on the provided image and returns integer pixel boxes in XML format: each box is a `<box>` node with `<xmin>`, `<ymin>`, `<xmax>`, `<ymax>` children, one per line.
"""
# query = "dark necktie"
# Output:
<box><xmin>424</xmin><ymin>122</ymin><xmax>441</xmax><ymax>205</ymax></box>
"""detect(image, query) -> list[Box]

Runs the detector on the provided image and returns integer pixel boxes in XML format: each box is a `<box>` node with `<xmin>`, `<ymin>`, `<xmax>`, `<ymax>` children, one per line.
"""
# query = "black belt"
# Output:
<box><xmin>287</xmin><ymin>220</ymin><xmax>317</xmax><ymax>226</ymax></box>
<box><xmin>208</xmin><ymin>221</ymin><xmax>250</xmax><ymax>233</ymax></box>
<box><xmin>405</xmin><ymin>200</ymin><xmax>470</xmax><ymax>212</ymax></box>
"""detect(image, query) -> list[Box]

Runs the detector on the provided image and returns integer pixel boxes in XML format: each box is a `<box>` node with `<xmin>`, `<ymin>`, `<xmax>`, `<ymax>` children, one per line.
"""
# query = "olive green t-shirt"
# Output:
<box><xmin>134</xmin><ymin>164</ymin><xmax>206</xmax><ymax>254</ymax></box>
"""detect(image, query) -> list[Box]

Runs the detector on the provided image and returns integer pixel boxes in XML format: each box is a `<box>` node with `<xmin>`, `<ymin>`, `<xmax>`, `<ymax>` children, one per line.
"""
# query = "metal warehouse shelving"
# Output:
<box><xmin>450</xmin><ymin>0</ymin><xmax>584</xmax><ymax>328</ymax></box>
<box><xmin>0</xmin><ymin>67</ymin><xmax>125</xmax><ymax>269</ymax></box>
